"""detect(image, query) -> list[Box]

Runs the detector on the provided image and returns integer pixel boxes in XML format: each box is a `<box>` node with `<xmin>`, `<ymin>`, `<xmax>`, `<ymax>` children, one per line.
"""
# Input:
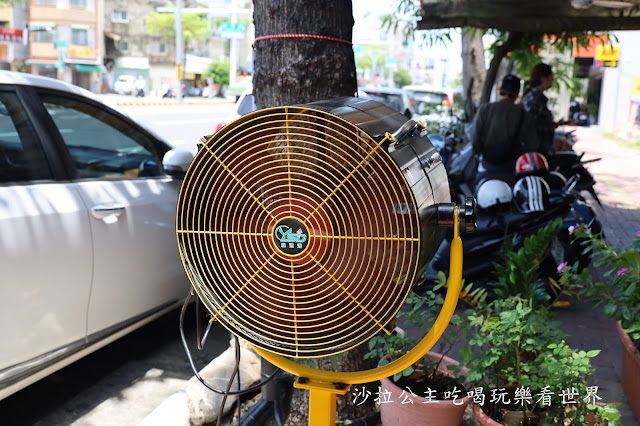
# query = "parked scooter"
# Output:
<box><xmin>423</xmin><ymin>172</ymin><xmax>599</xmax><ymax>284</ymax></box>
<box><xmin>431</xmin><ymin>125</ymin><xmax>603</xmax><ymax>207</ymax></box>
<box><xmin>569</xmin><ymin>101</ymin><xmax>591</xmax><ymax>127</ymax></box>
<box><xmin>423</xmin><ymin>125</ymin><xmax>601</xmax><ymax>284</ymax></box>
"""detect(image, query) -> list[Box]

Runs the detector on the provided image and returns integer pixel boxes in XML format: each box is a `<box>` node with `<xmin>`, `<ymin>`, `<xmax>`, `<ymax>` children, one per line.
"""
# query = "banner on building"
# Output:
<box><xmin>0</xmin><ymin>28</ymin><xmax>24</xmax><ymax>44</ymax></box>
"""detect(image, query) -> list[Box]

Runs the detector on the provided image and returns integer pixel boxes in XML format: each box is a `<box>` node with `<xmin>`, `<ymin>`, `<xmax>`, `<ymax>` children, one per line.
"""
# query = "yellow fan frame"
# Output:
<box><xmin>252</xmin><ymin>207</ymin><xmax>463</xmax><ymax>425</ymax></box>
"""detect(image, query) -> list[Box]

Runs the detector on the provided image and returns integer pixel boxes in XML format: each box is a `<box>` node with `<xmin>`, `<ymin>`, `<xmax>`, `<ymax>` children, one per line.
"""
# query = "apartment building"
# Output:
<box><xmin>25</xmin><ymin>0</ymin><xmax>103</xmax><ymax>90</ymax></box>
<box><xmin>104</xmin><ymin>0</ymin><xmax>231</xmax><ymax>95</ymax></box>
<box><xmin>2</xmin><ymin>0</ymin><xmax>252</xmax><ymax>95</ymax></box>
<box><xmin>103</xmin><ymin>0</ymin><xmax>170</xmax><ymax>94</ymax></box>
<box><xmin>0</xmin><ymin>3</ymin><xmax>29</xmax><ymax>70</ymax></box>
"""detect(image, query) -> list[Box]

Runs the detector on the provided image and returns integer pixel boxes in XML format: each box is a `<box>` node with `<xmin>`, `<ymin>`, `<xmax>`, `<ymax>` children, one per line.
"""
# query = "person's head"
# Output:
<box><xmin>499</xmin><ymin>74</ymin><xmax>521</xmax><ymax>100</ymax></box>
<box><xmin>529</xmin><ymin>63</ymin><xmax>553</xmax><ymax>92</ymax></box>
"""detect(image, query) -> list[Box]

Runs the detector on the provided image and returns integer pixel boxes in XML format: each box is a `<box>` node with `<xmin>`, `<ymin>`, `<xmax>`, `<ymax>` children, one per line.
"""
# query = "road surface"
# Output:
<box><xmin>121</xmin><ymin>103</ymin><xmax>237</xmax><ymax>154</ymax></box>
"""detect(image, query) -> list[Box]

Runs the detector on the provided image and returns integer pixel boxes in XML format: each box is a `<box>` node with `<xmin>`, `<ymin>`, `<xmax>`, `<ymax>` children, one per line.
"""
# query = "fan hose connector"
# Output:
<box><xmin>424</xmin><ymin>197</ymin><xmax>477</xmax><ymax>233</ymax></box>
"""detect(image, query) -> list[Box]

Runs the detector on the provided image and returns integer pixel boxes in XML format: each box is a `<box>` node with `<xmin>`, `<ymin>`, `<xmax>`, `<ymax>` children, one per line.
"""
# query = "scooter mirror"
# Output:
<box><xmin>565</xmin><ymin>174</ymin><xmax>579</xmax><ymax>193</ymax></box>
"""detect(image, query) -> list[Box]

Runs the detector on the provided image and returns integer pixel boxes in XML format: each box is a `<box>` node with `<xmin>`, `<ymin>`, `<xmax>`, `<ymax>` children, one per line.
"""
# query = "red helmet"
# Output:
<box><xmin>515</xmin><ymin>152</ymin><xmax>549</xmax><ymax>176</ymax></box>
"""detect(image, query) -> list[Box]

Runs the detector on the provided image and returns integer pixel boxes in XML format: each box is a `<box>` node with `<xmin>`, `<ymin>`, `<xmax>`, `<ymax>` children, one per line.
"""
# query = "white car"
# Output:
<box><xmin>212</xmin><ymin>88</ymin><xmax>257</xmax><ymax>133</ymax></box>
<box><xmin>114</xmin><ymin>75</ymin><xmax>136</xmax><ymax>95</ymax></box>
<box><xmin>0</xmin><ymin>70</ymin><xmax>194</xmax><ymax>400</ymax></box>
<box><xmin>401</xmin><ymin>84</ymin><xmax>453</xmax><ymax>119</ymax></box>
<box><xmin>213</xmin><ymin>88</ymin><xmax>369</xmax><ymax>133</ymax></box>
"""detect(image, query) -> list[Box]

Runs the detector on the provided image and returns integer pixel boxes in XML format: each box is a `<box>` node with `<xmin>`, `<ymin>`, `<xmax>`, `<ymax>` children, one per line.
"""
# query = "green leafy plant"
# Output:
<box><xmin>204</xmin><ymin>59</ymin><xmax>231</xmax><ymax>87</ymax></box>
<box><xmin>466</xmin><ymin>299</ymin><xmax>563</xmax><ymax>388</ymax></box>
<box><xmin>145</xmin><ymin>12</ymin><xmax>208</xmax><ymax>46</ymax></box>
<box><xmin>465</xmin><ymin>297</ymin><xmax>620</xmax><ymax>425</ymax></box>
<box><xmin>393</xmin><ymin>67</ymin><xmax>412</xmax><ymax>87</ymax></box>
<box><xmin>561</xmin><ymin>228</ymin><xmax>640</xmax><ymax>348</ymax></box>
<box><xmin>364</xmin><ymin>285</ymin><xmax>470</xmax><ymax>397</ymax></box>
<box><xmin>490</xmin><ymin>218</ymin><xmax>573</xmax><ymax>308</ymax></box>
<box><xmin>437</xmin><ymin>218</ymin><xmax>579</xmax><ymax>310</ymax></box>
<box><xmin>435</xmin><ymin>219</ymin><xmax>621</xmax><ymax>424</ymax></box>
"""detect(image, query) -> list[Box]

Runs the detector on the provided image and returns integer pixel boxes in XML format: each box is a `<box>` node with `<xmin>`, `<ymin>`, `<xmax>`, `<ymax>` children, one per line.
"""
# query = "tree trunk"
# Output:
<box><xmin>253</xmin><ymin>0</ymin><xmax>357</xmax><ymax>109</ymax></box>
<box><xmin>275</xmin><ymin>348</ymin><xmax>379</xmax><ymax>425</ymax></box>
<box><xmin>461</xmin><ymin>28</ymin><xmax>486</xmax><ymax>118</ymax></box>
<box><xmin>252</xmin><ymin>1</ymin><xmax>375</xmax><ymax>423</ymax></box>
<box><xmin>479</xmin><ymin>31</ymin><xmax>524</xmax><ymax>104</ymax></box>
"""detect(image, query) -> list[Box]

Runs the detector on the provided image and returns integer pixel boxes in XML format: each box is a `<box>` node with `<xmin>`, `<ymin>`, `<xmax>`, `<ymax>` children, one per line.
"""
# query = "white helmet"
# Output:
<box><xmin>476</xmin><ymin>179</ymin><xmax>513</xmax><ymax>209</ymax></box>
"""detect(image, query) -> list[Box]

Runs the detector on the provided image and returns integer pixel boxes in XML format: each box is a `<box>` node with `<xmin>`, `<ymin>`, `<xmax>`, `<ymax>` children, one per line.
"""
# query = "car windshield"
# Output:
<box><xmin>412</xmin><ymin>91</ymin><xmax>447</xmax><ymax>106</ymax></box>
<box><xmin>406</xmin><ymin>89</ymin><xmax>449</xmax><ymax>116</ymax></box>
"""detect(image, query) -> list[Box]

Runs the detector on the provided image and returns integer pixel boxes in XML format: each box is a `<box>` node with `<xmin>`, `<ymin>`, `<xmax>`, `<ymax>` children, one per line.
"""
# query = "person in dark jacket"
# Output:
<box><xmin>521</xmin><ymin>63</ymin><xmax>570</xmax><ymax>157</ymax></box>
<box><xmin>470</xmin><ymin>74</ymin><xmax>540</xmax><ymax>186</ymax></box>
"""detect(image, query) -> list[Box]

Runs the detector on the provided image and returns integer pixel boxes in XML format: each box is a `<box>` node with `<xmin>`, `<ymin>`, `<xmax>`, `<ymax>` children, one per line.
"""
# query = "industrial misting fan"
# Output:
<box><xmin>176</xmin><ymin>97</ymin><xmax>476</xmax><ymax>425</ymax></box>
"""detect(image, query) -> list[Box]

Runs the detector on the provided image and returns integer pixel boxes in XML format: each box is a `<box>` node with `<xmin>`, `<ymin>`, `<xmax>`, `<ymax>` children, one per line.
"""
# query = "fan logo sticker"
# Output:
<box><xmin>274</xmin><ymin>218</ymin><xmax>309</xmax><ymax>255</ymax></box>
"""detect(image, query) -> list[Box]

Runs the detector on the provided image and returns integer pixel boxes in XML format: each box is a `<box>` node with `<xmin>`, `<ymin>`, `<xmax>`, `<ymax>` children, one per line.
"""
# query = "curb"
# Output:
<box><xmin>139</xmin><ymin>390</ymin><xmax>190</xmax><ymax>426</ymax></box>
<box><xmin>111</xmin><ymin>100</ymin><xmax>233</xmax><ymax>107</ymax></box>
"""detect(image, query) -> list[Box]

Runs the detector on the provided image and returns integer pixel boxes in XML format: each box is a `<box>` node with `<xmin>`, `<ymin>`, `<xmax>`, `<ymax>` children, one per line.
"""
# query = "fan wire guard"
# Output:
<box><xmin>177</xmin><ymin>106</ymin><xmax>420</xmax><ymax>358</ymax></box>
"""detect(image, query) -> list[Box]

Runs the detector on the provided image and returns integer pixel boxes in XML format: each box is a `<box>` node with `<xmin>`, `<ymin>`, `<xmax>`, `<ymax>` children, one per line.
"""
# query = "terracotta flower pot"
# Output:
<box><xmin>379</xmin><ymin>351</ymin><xmax>471</xmax><ymax>426</ymax></box>
<box><xmin>473</xmin><ymin>401</ymin><xmax>503</xmax><ymax>426</ymax></box>
<box><xmin>617</xmin><ymin>321</ymin><xmax>640</xmax><ymax>422</ymax></box>
<box><xmin>472</xmin><ymin>385</ymin><xmax>548</xmax><ymax>425</ymax></box>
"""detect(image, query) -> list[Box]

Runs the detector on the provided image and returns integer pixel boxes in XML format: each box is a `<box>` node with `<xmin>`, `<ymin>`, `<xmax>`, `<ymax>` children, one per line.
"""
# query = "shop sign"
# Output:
<box><xmin>70</xmin><ymin>45</ymin><xmax>93</xmax><ymax>58</ymax></box>
<box><xmin>0</xmin><ymin>28</ymin><xmax>24</xmax><ymax>44</ymax></box>
<box><xmin>595</xmin><ymin>45</ymin><xmax>619</xmax><ymax>62</ymax></box>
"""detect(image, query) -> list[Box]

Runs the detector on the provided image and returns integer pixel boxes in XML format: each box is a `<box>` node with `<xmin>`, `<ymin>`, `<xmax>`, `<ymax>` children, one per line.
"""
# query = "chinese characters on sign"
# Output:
<box><xmin>595</xmin><ymin>45</ymin><xmax>620</xmax><ymax>68</ymax></box>
<box><xmin>0</xmin><ymin>28</ymin><xmax>24</xmax><ymax>44</ymax></box>
<box><xmin>350</xmin><ymin>385</ymin><xmax>603</xmax><ymax>406</ymax></box>
<box><xmin>70</xmin><ymin>45</ymin><xmax>94</xmax><ymax>59</ymax></box>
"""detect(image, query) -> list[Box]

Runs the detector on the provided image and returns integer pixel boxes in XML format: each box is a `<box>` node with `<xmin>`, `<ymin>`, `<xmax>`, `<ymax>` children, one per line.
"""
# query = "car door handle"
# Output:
<box><xmin>91</xmin><ymin>204</ymin><xmax>126</xmax><ymax>220</ymax></box>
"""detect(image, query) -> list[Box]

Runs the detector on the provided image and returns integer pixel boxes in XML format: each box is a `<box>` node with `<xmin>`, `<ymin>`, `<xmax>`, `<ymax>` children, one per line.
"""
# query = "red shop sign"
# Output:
<box><xmin>0</xmin><ymin>28</ymin><xmax>24</xmax><ymax>44</ymax></box>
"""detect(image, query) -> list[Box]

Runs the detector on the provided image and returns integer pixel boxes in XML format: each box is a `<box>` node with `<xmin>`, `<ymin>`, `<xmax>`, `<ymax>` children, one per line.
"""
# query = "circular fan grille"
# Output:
<box><xmin>177</xmin><ymin>106</ymin><xmax>420</xmax><ymax>358</ymax></box>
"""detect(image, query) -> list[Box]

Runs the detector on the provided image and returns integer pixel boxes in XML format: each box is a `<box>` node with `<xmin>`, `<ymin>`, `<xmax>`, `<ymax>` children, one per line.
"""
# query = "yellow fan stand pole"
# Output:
<box><xmin>253</xmin><ymin>207</ymin><xmax>464</xmax><ymax>426</ymax></box>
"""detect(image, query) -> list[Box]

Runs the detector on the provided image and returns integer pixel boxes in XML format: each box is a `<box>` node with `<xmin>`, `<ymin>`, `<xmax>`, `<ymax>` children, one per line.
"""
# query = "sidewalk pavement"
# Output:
<box><xmin>551</xmin><ymin>125</ymin><xmax>640</xmax><ymax>425</ymax></box>
<box><xmin>141</xmin><ymin>126</ymin><xmax>640</xmax><ymax>425</ymax></box>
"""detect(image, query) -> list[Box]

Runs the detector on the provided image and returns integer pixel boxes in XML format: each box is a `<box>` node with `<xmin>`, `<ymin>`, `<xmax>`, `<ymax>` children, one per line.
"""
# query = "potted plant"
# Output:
<box><xmin>561</xmin><ymin>227</ymin><xmax>640</xmax><ymax>422</ymax></box>
<box><xmin>443</xmin><ymin>220</ymin><xmax>620</xmax><ymax>425</ymax></box>
<box><xmin>464</xmin><ymin>297</ymin><xmax>621</xmax><ymax>425</ymax></box>
<box><xmin>489</xmin><ymin>217</ymin><xmax>583</xmax><ymax>309</ymax></box>
<box><xmin>364</xmin><ymin>286</ymin><xmax>473</xmax><ymax>425</ymax></box>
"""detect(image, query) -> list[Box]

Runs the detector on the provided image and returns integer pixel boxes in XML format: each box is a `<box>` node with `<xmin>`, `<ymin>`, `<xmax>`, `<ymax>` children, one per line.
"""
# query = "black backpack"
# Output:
<box><xmin>483</xmin><ymin>109</ymin><xmax>524</xmax><ymax>164</ymax></box>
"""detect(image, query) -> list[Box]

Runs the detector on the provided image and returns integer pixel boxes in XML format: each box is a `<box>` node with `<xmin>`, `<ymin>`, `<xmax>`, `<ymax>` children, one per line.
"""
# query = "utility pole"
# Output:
<box><xmin>229</xmin><ymin>0</ymin><xmax>238</xmax><ymax>88</ymax></box>
<box><xmin>156</xmin><ymin>1</ymin><xmax>252</xmax><ymax>96</ymax></box>
<box><xmin>175</xmin><ymin>0</ymin><xmax>184</xmax><ymax>100</ymax></box>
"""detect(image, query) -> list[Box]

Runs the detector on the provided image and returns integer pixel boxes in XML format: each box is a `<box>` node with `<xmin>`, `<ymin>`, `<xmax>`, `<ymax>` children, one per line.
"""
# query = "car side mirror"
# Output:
<box><xmin>237</xmin><ymin>93</ymin><xmax>257</xmax><ymax>116</ymax></box>
<box><xmin>162</xmin><ymin>148</ymin><xmax>194</xmax><ymax>178</ymax></box>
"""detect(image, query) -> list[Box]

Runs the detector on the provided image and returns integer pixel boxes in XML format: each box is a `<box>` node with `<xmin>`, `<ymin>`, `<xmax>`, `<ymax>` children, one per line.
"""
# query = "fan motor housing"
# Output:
<box><xmin>177</xmin><ymin>97</ymin><xmax>450</xmax><ymax>358</ymax></box>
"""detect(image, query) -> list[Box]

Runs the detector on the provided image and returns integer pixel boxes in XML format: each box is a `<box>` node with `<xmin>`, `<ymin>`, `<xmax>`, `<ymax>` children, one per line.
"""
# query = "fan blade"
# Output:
<box><xmin>592</xmin><ymin>0</ymin><xmax>635</xmax><ymax>8</ymax></box>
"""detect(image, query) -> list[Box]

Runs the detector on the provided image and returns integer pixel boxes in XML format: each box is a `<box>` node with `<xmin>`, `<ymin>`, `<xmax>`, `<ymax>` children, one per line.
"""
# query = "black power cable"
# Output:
<box><xmin>216</xmin><ymin>335</ymin><xmax>241</xmax><ymax>426</ymax></box>
<box><xmin>179</xmin><ymin>290</ymin><xmax>282</xmax><ymax>396</ymax></box>
<box><xmin>236</xmin><ymin>357</ymin><xmax>242</xmax><ymax>424</ymax></box>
